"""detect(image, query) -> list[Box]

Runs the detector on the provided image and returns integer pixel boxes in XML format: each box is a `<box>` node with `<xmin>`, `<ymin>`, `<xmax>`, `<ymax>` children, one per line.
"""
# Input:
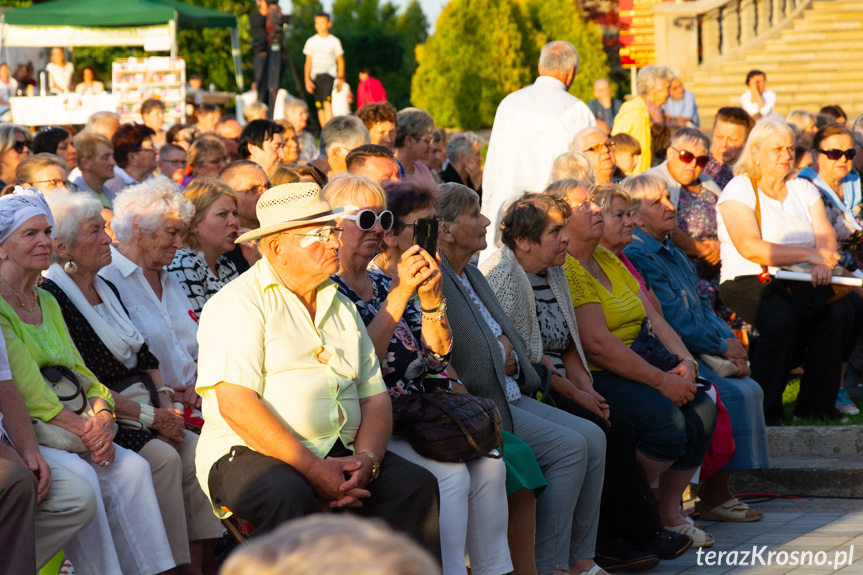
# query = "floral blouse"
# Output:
<box><xmin>332</xmin><ymin>270</ymin><xmax>450</xmax><ymax>399</ymax></box>
<box><xmin>167</xmin><ymin>247</ymin><xmax>239</xmax><ymax>314</ymax></box>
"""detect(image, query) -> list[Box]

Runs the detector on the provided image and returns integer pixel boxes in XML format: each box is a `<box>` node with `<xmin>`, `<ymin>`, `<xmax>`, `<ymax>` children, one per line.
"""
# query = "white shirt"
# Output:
<box><xmin>0</xmin><ymin>330</ymin><xmax>12</xmax><ymax>444</ymax></box>
<box><xmin>717</xmin><ymin>175</ymin><xmax>822</xmax><ymax>282</ymax></box>
<box><xmin>99</xmin><ymin>245</ymin><xmax>199</xmax><ymax>390</ymax></box>
<box><xmin>480</xmin><ymin>76</ymin><xmax>595</xmax><ymax>263</ymax></box>
<box><xmin>740</xmin><ymin>89</ymin><xmax>777</xmax><ymax>116</ymax></box>
<box><xmin>303</xmin><ymin>34</ymin><xmax>344</xmax><ymax>78</ymax></box>
<box><xmin>46</xmin><ymin>62</ymin><xmax>74</xmax><ymax>93</ymax></box>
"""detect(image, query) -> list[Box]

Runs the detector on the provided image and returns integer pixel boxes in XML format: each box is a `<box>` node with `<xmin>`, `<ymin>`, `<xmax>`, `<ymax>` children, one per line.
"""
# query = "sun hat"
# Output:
<box><xmin>235</xmin><ymin>182</ymin><xmax>355</xmax><ymax>243</ymax></box>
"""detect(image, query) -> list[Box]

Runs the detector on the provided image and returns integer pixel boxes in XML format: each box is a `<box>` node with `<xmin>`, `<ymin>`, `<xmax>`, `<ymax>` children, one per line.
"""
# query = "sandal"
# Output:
<box><xmin>697</xmin><ymin>498</ymin><xmax>763</xmax><ymax>523</ymax></box>
<box><xmin>664</xmin><ymin>523</ymin><xmax>714</xmax><ymax>548</ymax></box>
<box><xmin>576</xmin><ymin>565</ymin><xmax>605</xmax><ymax>575</ymax></box>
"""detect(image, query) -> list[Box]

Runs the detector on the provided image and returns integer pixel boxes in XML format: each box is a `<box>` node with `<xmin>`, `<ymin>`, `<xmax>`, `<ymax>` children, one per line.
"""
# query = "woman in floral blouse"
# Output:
<box><xmin>325</xmin><ymin>173</ymin><xmax>512</xmax><ymax>575</ymax></box>
<box><xmin>167</xmin><ymin>178</ymin><xmax>240</xmax><ymax>314</ymax></box>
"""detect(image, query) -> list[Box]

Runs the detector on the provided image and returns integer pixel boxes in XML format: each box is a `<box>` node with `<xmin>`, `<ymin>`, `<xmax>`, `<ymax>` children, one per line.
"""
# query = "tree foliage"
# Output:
<box><xmin>412</xmin><ymin>0</ymin><xmax>610</xmax><ymax>129</ymax></box>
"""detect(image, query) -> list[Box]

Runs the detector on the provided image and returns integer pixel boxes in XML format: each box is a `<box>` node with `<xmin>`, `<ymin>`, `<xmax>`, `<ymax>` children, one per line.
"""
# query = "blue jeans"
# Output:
<box><xmin>592</xmin><ymin>371</ymin><xmax>716</xmax><ymax>470</ymax></box>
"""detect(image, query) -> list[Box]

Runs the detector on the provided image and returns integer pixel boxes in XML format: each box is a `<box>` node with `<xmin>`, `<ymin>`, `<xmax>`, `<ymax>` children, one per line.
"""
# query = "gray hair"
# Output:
<box><xmin>395</xmin><ymin>109</ymin><xmax>435</xmax><ymax>148</ymax></box>
<box><xmin>85</xmin><ymin>111</ymin><xmax>120</xmax><ymax>140</ymax></box>
<box><xmin>0</xmin><ymin>123</ymin><xmax>31</xmax><ymax>156</ymax></box>
<box><xmin>570</xmin><ymin>126</ymin><xmax>606</xmax><ymax>152</ymax></box>
<box><xmin>550</xmin><ymin>151</ymin><xmax>595</xmax><ymax>184</ymax></box>
<box><xmin>437</xmin><ymin>182</ymin><xmax>479</xmax><ymax>223</ymax></box>
<box><xmin>853</xmin><ymin>115</ymin><xmax>863</xmax><ymax>149</ymax></box>
<box><xmin>732</xmin><ymin>117</ymin><xmax>796</xmax><ymax>180</ymax></box>
<box><xmin>619</xmin><ymin>173</ymin><xmax>666</xmax><ymax>212</ymax></box>
<box><xmin>220</xmin><ymin>515</ymin><xmax>440</xmax><ymax>575</ymax></box>
<box><xmin>593</xmin><ymin>79</ymin><xmax>609</xmax><ymax>90</ymax></box>
<box><xmin>446</xmin><ymin>132</ymin><xmax>482</xmax><ymax>164</ymax></box>
<box><xmin>636</xmin><ymin>66</ymin><xmax>674</xmax><ymax>98</ymax></box>
<box><xmin>284</xmin><ymin>96</ymin><xmax>309</xmax><ymax>114</ymax></box>
<box><xmin>46</xmin><ymin>192</ymin><xmax>104</xmax><ymax>262</ymax></box>
<box><xmin>322</xmin><ymin>115</ymin><xmax>370</xmax><ymax>156</ymax></box>
<box><xmin>112</xmin><ymin>176</ymin><xmax>195</xmax><ymax>243</ymax></box>
<box><xmin>669</xmin><ymin>127</ymin><xmax>710</xmax><ymax>152</ymax></box>
<box><xmin>543</xmin><ymin>178</ymin><xmax>591</xmax><ymax>204</ymax></box>
<box><xmin>538</xmin><ymin>41</ymin><xmax>579</xmax><ymax>77</ymax></box>
<box><xmin>786</xmin><ymin>110</ymin><xmax>816</xmax><ymax>133</ymax></box>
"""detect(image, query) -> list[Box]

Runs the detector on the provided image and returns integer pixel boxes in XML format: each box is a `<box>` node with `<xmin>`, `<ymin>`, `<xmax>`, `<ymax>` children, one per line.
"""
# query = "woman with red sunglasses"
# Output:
<box><xmin>717</xmin><ymin>118</ymin><xmax>854</xmax><ymax>425</ymax></box>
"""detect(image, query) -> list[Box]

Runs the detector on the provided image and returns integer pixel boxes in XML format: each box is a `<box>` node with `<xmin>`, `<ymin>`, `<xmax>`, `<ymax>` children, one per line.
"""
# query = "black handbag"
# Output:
<box><xmin>392</xmin><ymin>387</ymin><xmax>503</xmax><ymax>463</ymax></box>
<box><xmin>629</xmin><ymin>317</ymin><xmax>680</xmax><ymax>372</ymax></box>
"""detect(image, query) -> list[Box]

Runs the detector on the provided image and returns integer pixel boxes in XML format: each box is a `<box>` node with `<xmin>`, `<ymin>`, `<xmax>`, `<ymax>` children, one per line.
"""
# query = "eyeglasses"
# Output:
<box><xmin>671</xmin><ymin>147</ymin><xmax>709</xmax><ymax>168</ymax></box>
<box><xmin>31</xmin><ymin>179</ymin><xmax>79</xmax><ymax>192</ymax></box>
<box><xmin>284</xmin><ymin>226</ymin><xmax>343</xmax><ymax>243</ymax></box>
<box><xmin>419</xmin><ymin>136</ymin><xmax>434</xmax><ymax>145</ymax></box>
<box><xmin>584</xmin><ymin>141</ymin><xmax>615</xmax><ymax>154</ymax></box>
<box><xmin>819</xmin><ymin>148</ymin><xmax>857</xmax><ymax>161</ymax></box>
<box><xmin>13</xmin><ymin>140</ymin><xmax>30</xmax><ymax>153</ymax></box>
<box><xmin>341</xmin><ymin>209</ymin><xmax>394</xmax><ymax>231</ymax></box>
<box><xmin>236</xmin><ymin>184</ymin><xmax>269</xmax><ymax>195</ymax></box>
<box><xmin>571</xmin><ymin>198</ymin><xmax>600</xmax><ymax>213</ymax></box>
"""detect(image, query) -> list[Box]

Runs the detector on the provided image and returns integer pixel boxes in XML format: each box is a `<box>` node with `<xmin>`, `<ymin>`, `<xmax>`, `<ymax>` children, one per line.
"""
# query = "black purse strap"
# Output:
<box><xmin>40</xmin><ymin>365</ymin><xmax>87</xmax><ymax>414</ymax></box>
<box><xmin>111</xmin><ymin>372</ymin><xmax>161</xmax><ymax>408</ymax></box>
<box><xmin>430</xmin><ymin>389</ymin><xmax>502</xmax><ymax>459</ymax></box>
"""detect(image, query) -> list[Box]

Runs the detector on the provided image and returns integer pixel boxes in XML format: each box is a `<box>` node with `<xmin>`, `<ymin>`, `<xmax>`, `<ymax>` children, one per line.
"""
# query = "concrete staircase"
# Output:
<box><xmin>730</xmin><ymin>426</ymin><xmax>863</xmax><ymax>498</ymax></box>
<box><xmin>686</xmin><ymin>0</ymin><xmax>863</xmax><ymax>126</ymax></box>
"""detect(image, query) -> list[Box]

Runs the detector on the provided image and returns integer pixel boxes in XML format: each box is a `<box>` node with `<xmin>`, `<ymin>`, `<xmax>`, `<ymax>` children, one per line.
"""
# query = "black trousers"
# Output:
<box><xmin>209</xmin><ymin>444</ymin><xmax>442</xmax><ymax>562</ymax></box>
<box><xmin>724</xmin><ymin>278</ymin><xmax>855</xmax><ymax>423</ymax></box>
<box><xmin>550</xmin><ymin>392</ymin><xmax>662</xmax><ymax>548</ymax></box>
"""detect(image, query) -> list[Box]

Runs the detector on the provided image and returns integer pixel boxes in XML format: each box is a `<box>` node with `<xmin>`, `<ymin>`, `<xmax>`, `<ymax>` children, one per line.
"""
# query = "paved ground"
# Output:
<box><xmin>652</xmin><ymin>498</ymin><xmax>863</xmax><ymax>574</ymax></box>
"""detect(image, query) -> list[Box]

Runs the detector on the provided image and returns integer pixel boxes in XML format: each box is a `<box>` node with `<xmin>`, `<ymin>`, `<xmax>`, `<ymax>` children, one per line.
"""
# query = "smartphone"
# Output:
<box><xmin>412</xmin><ymin>218</ymin><xmax>439</xmax><ymax>255</ymax></box>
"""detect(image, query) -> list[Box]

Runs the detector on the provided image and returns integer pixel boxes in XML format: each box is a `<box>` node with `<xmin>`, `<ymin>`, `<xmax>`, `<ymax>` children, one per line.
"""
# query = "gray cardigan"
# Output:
<box><xmin>440</xmin><ymin>253</ymin><xmax>541</xmax><ymax>432</ymax></box>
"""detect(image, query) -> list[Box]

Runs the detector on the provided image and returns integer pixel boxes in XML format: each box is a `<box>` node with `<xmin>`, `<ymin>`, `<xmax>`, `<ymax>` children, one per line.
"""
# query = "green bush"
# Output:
<box><xmin>411</xmin><ymin>0</ymin><xmax>610</xmax><ymax>129</ymax></box>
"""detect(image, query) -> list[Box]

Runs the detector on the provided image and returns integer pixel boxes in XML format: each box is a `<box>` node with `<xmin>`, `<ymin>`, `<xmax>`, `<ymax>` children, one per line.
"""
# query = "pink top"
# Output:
<box><xmin>618</xmin><ymin>252</ymin><xmax>655</xmax><ymax>305</ymax></box>
<box><xmin>357</xmin><ymin>76</ymin><xmax>387</xmax><ymax>109</ymax></box>
<box><xmin>403</xmin><ymin>160</ymin><xmax>438</xmax><ymax>189</ymax></box>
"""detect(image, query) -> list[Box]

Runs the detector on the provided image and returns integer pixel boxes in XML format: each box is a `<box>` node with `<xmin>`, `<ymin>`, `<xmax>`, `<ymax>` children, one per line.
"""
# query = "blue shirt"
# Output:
<box><xmin>623</xmin><ymin>227</ymin><xmax>732</xmax><ymax>356</ymax></box>
<box><xmin>588</xmin><ymin>98</ymin><xmax>622</xmax><ymax>128</ymax></box>
<box><xmin>662</xmin><ymin>89</ymin><xmax>700</xmax><ymax>127</ymax></box>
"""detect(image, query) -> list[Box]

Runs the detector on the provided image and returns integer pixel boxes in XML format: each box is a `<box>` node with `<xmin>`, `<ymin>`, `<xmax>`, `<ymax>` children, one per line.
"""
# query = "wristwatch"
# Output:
<box><xmin>359</xmin><ymin>451</ymin><xmax>381</xmax><ymax>482</ymax></box>
<box><xmin>421</xmin><ymin>298</ymin><xmax>447</xmax><ymax>314</ymax></box>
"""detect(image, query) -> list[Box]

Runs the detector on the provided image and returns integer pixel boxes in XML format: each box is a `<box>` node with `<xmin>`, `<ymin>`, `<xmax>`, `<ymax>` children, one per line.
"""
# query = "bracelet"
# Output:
<box><xmin>680</xmin><ymin>356</ymin><xmax>699</xmax><ymax>376</ymax></box>
<box><xmin>138</xmin><ymin>404</ymin><xmax>155</xmax><ymax>428</ymax></box>
<box><xmin>156</xmin><ymin>386</ymin><xmax>176</xmax><ymax>399</ymax></box>
<box><xmin>358</xmin><ymin>451</ymin><xmax>381</xmax><ymax>481</ymax></box>
<box><xmin>421</xmin><ymin>310</ymin><xmax>446</xmax><ymax>322</ymax></box>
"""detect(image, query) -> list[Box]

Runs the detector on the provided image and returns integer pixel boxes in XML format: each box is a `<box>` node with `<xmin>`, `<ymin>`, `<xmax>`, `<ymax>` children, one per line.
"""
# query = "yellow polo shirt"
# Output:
<box><xmin>194</xmin><ymin>257</ymin><xmax>385</xmax><ymax>516</ymax></box>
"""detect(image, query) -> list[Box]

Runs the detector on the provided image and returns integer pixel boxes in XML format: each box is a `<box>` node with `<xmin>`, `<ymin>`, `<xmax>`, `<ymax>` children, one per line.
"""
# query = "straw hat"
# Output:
<box><xmin>235</xmin><ymin>182</ymin><xmax>352</xmax><ymax>243</ymax></box>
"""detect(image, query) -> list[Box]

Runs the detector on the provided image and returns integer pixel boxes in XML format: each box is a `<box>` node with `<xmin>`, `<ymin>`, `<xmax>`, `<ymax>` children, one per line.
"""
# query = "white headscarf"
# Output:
<box><xmin>0</xmin><ymin>187</ymin><xmax>54</xmax><ymax>244</ymax></box>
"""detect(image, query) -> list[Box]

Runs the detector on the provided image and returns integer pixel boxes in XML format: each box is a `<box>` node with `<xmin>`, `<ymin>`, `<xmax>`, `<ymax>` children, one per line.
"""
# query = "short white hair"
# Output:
<box><xmin>570</xmin><ymin>127</ymin><xmax>606</xmax><ymax>152</ymax></box>
<box><xmin>46</xmin><ymin>192</ymin><xmax>104</xmax><ymax>262</ymax></box>
<box><xmin>112</xmin><ymin>177</ymin><xmax>194</xmax><ymax>243</ymax></box>
<box><xmin>550</xmin><ymin>151</ymin><xmax>595</xmax><ymax>184</ymax></box>
<box><xmin>636</xmin><ymin>66</ymin><xmax>674</xmax><ymax>98</ymax></box>
<box><xmin>539</xmin><ymin>42</ymin><xmax>579</xmax><ymax>77</ymax></box>
<box><xmin>322</xmin><ymin>115</ymin><xmax>370</xmax><ymax>156</ymax></box>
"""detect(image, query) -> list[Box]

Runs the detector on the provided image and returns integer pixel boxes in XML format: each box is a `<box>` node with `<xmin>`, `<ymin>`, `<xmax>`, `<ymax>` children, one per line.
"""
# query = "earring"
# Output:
<box><xmin>64</xmin><ymin>259</ymin><xmax>77</xmax><ymax>274</ymax></box>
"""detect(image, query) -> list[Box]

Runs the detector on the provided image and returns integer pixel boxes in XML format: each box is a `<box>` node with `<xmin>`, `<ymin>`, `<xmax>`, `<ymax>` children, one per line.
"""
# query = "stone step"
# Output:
<box><xmin>808</xmin><ymin>1</ymin><xmax>863</xmax><ymax>11</ymax></box>
<box><xmin>711</xmin><ymin>59</ymin><xmax>853</xmax><ymax>74</ymax></box>
<box><xmin>687</xmin><ymin>82</ymin><xmax>863</xmax><ymax>96</ymax></box>
<box><xmin>691</xmin><ymin>71</ymin><xmax>862</xmax><ymax>86</ymax></box>
<box><xmin>691</xmin><ymin>92</ymin><xmax>863</xmax><ymax>107</ymax></box>
<box><xmin>790</xmin><ymin>20</ymin><xmax>863</xmax><ymax>32</ymax></box>
<box><xmin>764</xmin><ymin>40</ymin><xmax>863</xmax><ymax>51</ymax></box>
<box><xmin>729</xmin><ymin>426</ymin><xmax>863</xmax><ymax>499</ymax></box>
<box><xmin>779</xmin><ymin>29</ymin><xmax>863</xmax><ymax>42</ymax></box>
<box><xmin>800</xmin><ymin>9</ymin><xmax>863</xmax><ymax>20</ymax></box>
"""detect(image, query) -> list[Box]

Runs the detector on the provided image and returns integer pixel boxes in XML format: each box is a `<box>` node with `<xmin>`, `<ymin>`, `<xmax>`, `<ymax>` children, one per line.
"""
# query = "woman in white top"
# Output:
<box><xmin>98</xmin><ymin>178</ymin><xmax>202</xmax><ymax>412</ymax></box>
<box><xmin>46</xmin><ymin>48</ymin><xmax>74</xmax><ymax>94</ymax></box>
<box><xmin>716</xmin><ymin>118</ymin><xmax>854</xmax><ymax>425</ymax></box>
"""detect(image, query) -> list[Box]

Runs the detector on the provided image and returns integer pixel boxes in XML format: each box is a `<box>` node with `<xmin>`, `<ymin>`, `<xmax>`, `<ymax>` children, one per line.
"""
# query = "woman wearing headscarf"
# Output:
<box><xmin>0</xmin><ymin>189</ymin><xmax>173</xmax><ymax>574</ymax></box>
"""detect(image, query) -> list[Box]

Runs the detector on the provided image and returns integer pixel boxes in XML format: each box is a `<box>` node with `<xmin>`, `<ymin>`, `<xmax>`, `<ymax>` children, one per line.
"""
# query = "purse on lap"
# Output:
<box><xmin>699</xmin><ymin>354</ymin><xmax>740</xmax><ymax>378</ymax></box>
<box><xmin>392</xmin><ymin>385</ymin><xmax>504</xmax><ymax>463</ymax></box>
<box><xmin>32</xmin><ymin>366</ymin><xmax>116</xmax><ymax>452</ymax></box>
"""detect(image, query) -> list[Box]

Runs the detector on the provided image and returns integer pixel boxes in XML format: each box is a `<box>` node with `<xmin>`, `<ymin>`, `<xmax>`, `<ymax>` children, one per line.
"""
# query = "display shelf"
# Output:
<box><xmin>112</xmin><ymin>57</ymin><xmax>186</xmax><ymax>124</ymax></box>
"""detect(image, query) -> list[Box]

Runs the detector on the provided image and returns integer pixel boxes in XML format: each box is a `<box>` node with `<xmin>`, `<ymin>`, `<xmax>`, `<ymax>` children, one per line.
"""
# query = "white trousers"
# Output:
<box><xmin>41</xmin><ymin>445</ymin><xmax>175</xmax><ymax>575</ymax></box>
<box><xmin>388</xmin><ymin>436</ymin><xmax>512</xmax><ymax>575</ymax></box>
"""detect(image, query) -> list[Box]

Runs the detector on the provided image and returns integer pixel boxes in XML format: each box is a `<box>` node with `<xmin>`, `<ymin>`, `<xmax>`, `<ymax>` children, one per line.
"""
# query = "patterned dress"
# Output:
<box><xmin>167</xmin><ymin>247</ymin><xmax>239</xmax><ymax>314</ymax></box>
<box><xmin>332</xmin><ymin>270</ymin><xmax>450</xmax><ymax>400</ymax></box>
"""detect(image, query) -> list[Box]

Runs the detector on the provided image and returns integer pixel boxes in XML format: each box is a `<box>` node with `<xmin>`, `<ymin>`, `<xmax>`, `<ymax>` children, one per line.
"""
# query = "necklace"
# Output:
<box><xmin>0</xmin><ymin>274</ymin><xmax>38</xmax><ymax>313</ymax></box>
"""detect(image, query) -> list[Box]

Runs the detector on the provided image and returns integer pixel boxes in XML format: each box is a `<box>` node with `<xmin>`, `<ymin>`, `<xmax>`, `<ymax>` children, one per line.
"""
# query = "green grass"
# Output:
<box><xmin>781</xmin><ymin>378</ymin><xmax>863</xmax><ymax>425</ymax></box>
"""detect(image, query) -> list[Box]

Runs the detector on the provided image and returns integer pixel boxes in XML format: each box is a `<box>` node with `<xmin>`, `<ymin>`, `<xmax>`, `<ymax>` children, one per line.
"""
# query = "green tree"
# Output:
<box><xmin>411</xmin><ymin>0</ymin><xmax>533</xmax><ymax>129</ymax></box>
<box><xmin>411</xmin><ymin>0</ymin><xmax>610</xmax><ymax>128</ymax></box>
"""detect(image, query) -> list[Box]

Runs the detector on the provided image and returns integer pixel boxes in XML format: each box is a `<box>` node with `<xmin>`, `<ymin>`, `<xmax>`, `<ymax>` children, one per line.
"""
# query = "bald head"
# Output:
<box><xmin>571</xmin><ymin>127</ymin><xmax>606</xmax><ymax>152</ymax></box>
<box><xmin>538</xmin><ymin>41</ymin><xmax>579</xmax><ymax>83</ymax></box>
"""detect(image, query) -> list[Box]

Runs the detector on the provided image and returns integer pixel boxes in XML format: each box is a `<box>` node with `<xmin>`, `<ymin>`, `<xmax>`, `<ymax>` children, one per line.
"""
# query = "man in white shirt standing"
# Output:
<box><xmin>480</xmin><ymin>41</ymin><xmax>596</xmax><ymax>263</ymax></box>
<box><xmin>740</xmin><ymin>70</ymin><xmax>777</xmax><ymax>120</ymax></box>
<box><xmin>303</xmin><ymin>12</ymin><xmax>345</xmax><ymax>128</ymax></box>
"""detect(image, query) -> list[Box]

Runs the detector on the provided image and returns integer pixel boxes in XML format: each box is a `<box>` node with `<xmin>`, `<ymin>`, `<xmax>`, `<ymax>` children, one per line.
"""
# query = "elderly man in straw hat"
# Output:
<box><xmin>193</xmin><ymin>182</ymin><xmax>441</xmax><ymax>556</ymax></box>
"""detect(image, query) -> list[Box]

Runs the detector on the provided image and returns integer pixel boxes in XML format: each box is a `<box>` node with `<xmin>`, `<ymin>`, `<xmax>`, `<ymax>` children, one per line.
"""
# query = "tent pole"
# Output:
<box><xmin>170</xmin><ymin>15</ymin><xmax>177</xmax><ymax>58</ymax></box>
<box><xmin>230</xmin><ymin>27</ymin><xmax>243</xmax><ymax>92</ymax></box>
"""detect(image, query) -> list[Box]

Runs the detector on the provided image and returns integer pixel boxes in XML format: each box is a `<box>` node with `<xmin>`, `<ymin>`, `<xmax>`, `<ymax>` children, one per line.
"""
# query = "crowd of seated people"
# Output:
<box><xmin>2</xmin><ymin>38</ymin><xmax>863</xmax><ymax>575</ymax></box>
